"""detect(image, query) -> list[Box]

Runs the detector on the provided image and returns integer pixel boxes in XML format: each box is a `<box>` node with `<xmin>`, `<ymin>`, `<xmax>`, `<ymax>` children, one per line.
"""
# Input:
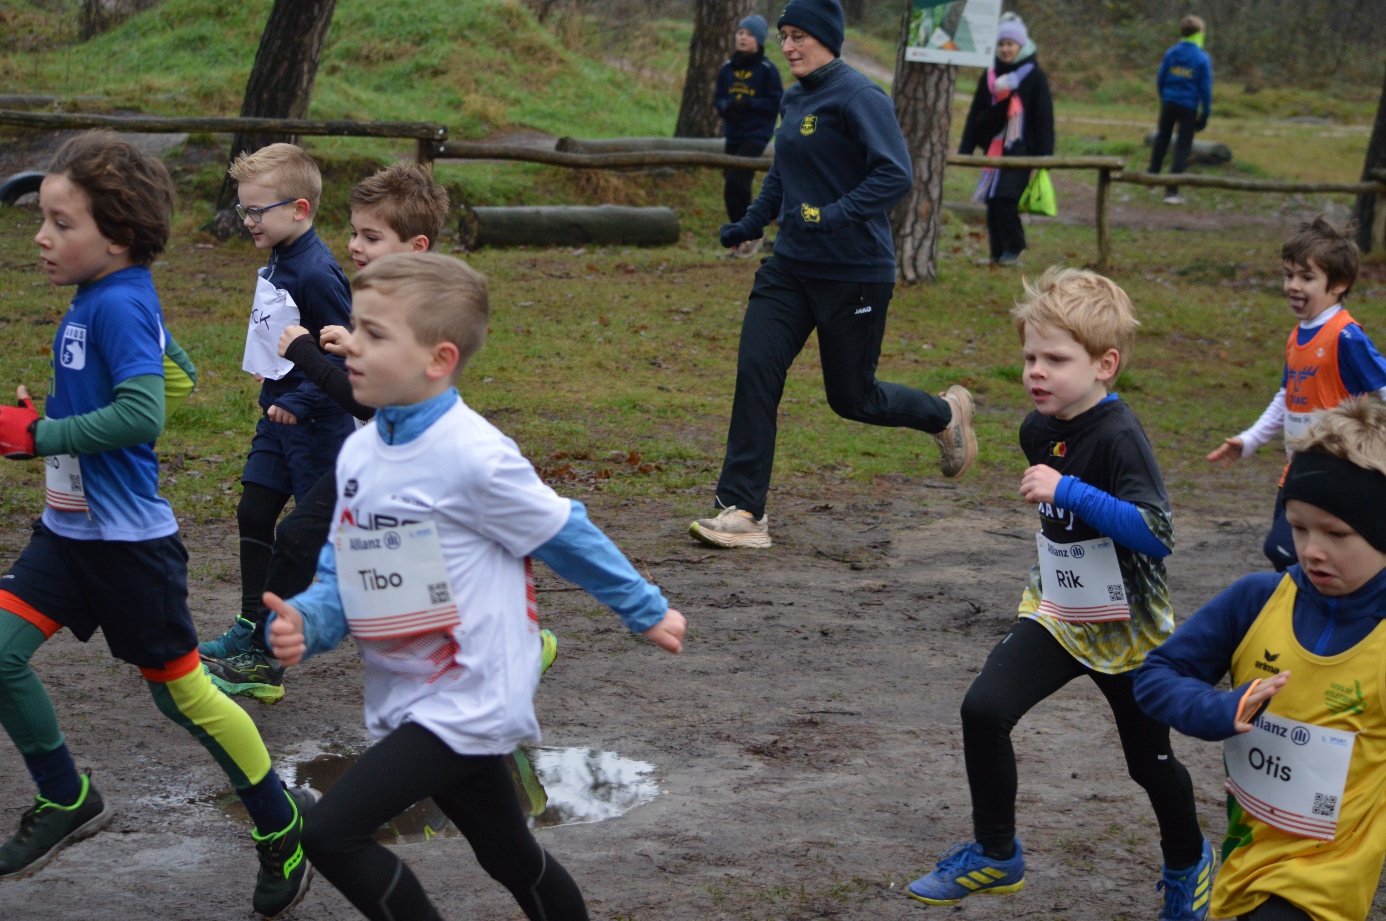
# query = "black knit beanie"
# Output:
<box><xmin>776</xmin><ymin>0</ymin><xmax>844</xmax><ymax>57</ymax></box>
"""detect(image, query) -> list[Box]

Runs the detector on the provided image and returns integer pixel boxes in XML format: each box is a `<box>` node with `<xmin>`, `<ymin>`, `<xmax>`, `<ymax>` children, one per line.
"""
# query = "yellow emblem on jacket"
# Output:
<box><xmin>800</xmin><ymin>114</ymin><xmax>817</xmax><ymax>135</ymax></box>
<box><xmin>801</xmin><ymin>203</ymin><xmax>821</xmax><ymax>223</ymax></box>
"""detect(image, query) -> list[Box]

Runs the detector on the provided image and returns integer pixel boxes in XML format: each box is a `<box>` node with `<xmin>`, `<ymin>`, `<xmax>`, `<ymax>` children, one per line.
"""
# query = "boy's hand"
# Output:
<box><xmin>0</xmin><ymin>385</ymin><xmax>39</xmax><ymax>460</ymax></box>
<box><xmin>1207</xmin><ymin>437</ymin><xmax>1244</xmax><ymax>468</ymax></box>
<box><xmin>278</xmin><ymin>324</ymin><xmax>310</xmax><ymax>358</ymax></box>
<box><xmin>641</xmin><ymin>608</ymin><xmax>686</xmax><ymax>654</ymax></box>
<box><xmin>1019</xmin><ymin>464</ymin><xmax>1061</xmax><ymax>505</ymax></box>
<box><xmin>319</xmin><ymin>325</ymin><xmax>350</xmax><ymax>356</ymax></box>
<box><xmin>1234</xmin><ymin>672</ymin><xmax>1289</xmax><ymax>733</ymax></box>
<box><xmin>267</xmin><ymin>405</ymin><xmax>298</xmax><ymax>425</ymax></box>
<box><xmin>263</xmin><ymin>592</ymin><xmax>307</xmax><ymax>666</ymax></box>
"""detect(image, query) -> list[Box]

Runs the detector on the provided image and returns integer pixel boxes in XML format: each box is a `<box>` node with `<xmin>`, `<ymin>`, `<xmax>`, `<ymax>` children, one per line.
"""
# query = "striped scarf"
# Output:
<box><xmin>974</xmin><ymin>61</ymin><xmax>1034</xmax><ymax>202</ymax></box>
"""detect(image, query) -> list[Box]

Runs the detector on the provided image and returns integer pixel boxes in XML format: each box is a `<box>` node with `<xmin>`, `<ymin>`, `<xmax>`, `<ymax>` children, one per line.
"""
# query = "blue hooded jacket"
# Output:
<box><xmin>1156</xmin><ymin>39</ymin><xmax>1212</xmax><ymax>115</ymax></box>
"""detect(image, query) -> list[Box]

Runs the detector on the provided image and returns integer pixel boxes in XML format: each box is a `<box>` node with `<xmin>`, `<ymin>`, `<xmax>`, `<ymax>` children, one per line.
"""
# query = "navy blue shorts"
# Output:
<box><xmin>242</xmin><ymin>411</ymin><xmax>353</xmax><ymax>501</ymax></box>
<box><xmin>0</xmin><ymin>521</ymin><xmax>196</xmax><ymax>669</ymax></box>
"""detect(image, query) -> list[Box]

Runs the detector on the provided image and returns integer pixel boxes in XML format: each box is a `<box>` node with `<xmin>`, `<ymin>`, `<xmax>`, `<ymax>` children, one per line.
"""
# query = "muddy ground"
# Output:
<box><xmin>5</xmin><ymin>462</ymin><xmax>1382</xmax><ymax>921</ymax></box>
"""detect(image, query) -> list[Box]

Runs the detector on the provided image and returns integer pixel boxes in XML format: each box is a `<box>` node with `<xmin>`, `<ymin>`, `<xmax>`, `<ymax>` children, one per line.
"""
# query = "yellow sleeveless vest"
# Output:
<box><xmin>1217</xmin><ymin>574</ymin><xmax>1386</xmax><ymax>921</ymax></box>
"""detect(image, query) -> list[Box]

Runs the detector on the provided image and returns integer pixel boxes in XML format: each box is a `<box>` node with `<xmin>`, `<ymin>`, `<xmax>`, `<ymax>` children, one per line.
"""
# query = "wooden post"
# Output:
<box><xmin>416</xmin><ymin>137</ymin><xmax>433</xmax><ymax>167</ymax></box>
<box><xmin>1096</xmin><ymin>167</ymin><xmax>1112</xmax><ymax>272</ymax></box>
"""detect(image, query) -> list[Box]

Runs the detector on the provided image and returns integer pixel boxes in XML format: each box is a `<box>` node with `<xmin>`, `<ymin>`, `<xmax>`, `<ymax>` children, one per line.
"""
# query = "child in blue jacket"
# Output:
<box><xmin>715</xmin><ymin>14</ymin><xmax>783</xmax><ymax>257</ymax></box>
<box><xmin>1148</xmin><ymin>15</ymin><xmax>1213</xmax><ymax>204</ymax></box>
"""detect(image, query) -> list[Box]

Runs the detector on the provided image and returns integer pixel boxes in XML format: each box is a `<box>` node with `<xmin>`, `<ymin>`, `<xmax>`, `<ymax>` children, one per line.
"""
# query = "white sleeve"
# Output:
<box><xmin>1237</xmin><ymin>388</ymin><xmax>1285</xmax><ymax>456</ymax></box>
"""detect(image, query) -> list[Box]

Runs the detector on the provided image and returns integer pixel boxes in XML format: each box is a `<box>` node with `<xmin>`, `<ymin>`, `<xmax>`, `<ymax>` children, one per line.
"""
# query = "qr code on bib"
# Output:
<box><xmin>1107</xmin><ymin>584</ymin><xmax>1125</xmax><ymax>602</ymax></box>
<box><xmin>1312</xmin><ymin>792</ymin><xmax>1338</xmax><ymax>817</ymax></box>
<box><xmin>427</xmin><ymin>582</ymin><xmax>451</xmax><ymax>605</ymax></box>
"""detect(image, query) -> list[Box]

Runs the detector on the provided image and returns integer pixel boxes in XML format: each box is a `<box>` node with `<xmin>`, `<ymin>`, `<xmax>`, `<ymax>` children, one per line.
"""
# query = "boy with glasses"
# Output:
<box><xmin>203</xmin><ymin>144</ymin><xmax>354</xmax><ymax>701</ymax></box>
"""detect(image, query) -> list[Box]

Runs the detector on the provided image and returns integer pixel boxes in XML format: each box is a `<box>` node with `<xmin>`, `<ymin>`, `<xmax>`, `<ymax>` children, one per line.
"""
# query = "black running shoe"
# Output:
<box><xmin>0</xmin><ymin>773</ymin><xmax>113</xmax><ymax>880</ymax></box>
<box><xmin>252</xmin><ymin>785</ymin><xmax>319</xmax><ymax>918</ymax></box>
<box><xmin>205</xmin><ymin>647</ymin><xmax>285</xmax><ymax>703</ymax></box>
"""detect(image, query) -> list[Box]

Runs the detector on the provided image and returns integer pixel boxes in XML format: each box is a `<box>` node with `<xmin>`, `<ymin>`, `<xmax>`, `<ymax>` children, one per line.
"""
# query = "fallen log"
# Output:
<box><xmin>1141</xmin><ymin>131</ymin><xmax>1233</xmax><ymax>165</ymax></box>
<box><xmin>458</xmin><ymin>205</ymin><xmax>681</xmax><ymax>249</ymax></box>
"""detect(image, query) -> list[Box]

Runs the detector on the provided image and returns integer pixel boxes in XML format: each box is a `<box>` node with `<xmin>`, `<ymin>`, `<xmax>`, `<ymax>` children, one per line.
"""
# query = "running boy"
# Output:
<box><xmin>263</xmin><ymin>252</ymin><xmax>686</xmax><ymax>921</ymax></box>
<box><xmin>0</xmin><ymin>131</ymin><xmax>314</xmax><ymax>918</ymax></box>
<box><xmin>1137</xmin><ymin>396</ymin><xmax>1386</xmax><ymax>921</ymax></box>
<box><xmin>200</xmin><ymin>144</ymin><xmax>354</xmax><ymax>696</ymax></box>
<box><xmin>1207</xmin><ymin>216</ymin><xmax>1386</xmax><ymax>572</ymax></box>
<box><xmin>908</xmin><ymin>268</ymin><xmax>1211</xmax><ymax>920</ymax></box>
<box><xmin>200</xmin><ymin>162</ymin><xmax>449</xmax><ymax>702</ymax></box>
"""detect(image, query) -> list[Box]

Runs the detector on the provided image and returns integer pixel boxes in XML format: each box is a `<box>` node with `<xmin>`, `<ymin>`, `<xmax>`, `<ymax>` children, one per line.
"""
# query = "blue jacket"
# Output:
<box><xmin>740</xmin><ymin>59</ymin><xmax>911</xmax><ymax>283</ymax></box>
<box><xmin>1135</xmin><ymin>566</ymin><xmax>1386</xmax><ymax>741</ymax></box>
<box><xmin>258</xmin><ymin>227</ymin><xmax>353</xmax><ymax>419</ymax></box>
<box><xmin>1156</xmin><ymin>39</ymin><xmax>1212</xmax><ymax>115</ymax></box>
<box><xmin>716</xmin><ymin>51</ymin><xmax>783</xmax><ymax>146</ymax></box>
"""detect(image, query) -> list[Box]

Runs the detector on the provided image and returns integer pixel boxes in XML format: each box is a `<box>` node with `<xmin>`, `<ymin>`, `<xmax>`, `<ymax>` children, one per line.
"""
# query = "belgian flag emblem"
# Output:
<box><xmin>1051</xmin><ymin>442</ymin><xmax>1067</xmax><ymax>457</ymax></box>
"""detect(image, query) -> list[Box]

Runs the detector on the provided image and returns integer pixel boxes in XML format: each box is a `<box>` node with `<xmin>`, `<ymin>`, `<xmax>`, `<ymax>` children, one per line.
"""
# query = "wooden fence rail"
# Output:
<box><xmin>0</xmin><ymin>109</ymin><xmax>447</xmax><ymax>164</ymax></box>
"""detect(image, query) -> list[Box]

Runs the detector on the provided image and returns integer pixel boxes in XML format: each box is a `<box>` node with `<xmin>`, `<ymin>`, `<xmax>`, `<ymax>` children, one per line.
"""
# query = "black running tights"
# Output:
<box><xmin>301</xmin><ymin>722</ymin><xmax>588</xmax><ymax>921</ymax></box>
<box><xmin>960</xmin><ymin>618</ymin><xmax>1204</xmax><ymax>869</ymax></box>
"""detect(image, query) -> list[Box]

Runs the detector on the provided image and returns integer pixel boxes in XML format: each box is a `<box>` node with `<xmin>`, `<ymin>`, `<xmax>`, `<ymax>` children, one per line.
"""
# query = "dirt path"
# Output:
<box><xmin>7</xmin><ymin>477</ymin><xmax>1378</xmax><ymax>920</ymax></box>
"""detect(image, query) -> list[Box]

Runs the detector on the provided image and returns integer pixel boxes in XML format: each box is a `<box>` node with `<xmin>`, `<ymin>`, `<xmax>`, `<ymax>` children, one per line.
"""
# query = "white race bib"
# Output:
<box><xmin>1224</xmin><ymin>710</ymin><xmax>1356</xmax><ymax>840</ymax></box>
<box><xmin>1036</xmin><ymin>532</ymin><xmax>1130</xmax><ymax>622</ymax></box>
<box><xmin>335</xmin><ymin>521</ymin><xmax>460</xmax><ymax>640</ymax></box>
<box><xmin>1284</xmin><ymin>409</ymin><xmax>1318</xmax><ymax>447</ymax></box>
<box><xmin>242</xmin><ymin>274</ymin><xmax>300</xmax><ymax>380</ymax></box>
<box><xmin>45</xmin><ymin>452</ymin><xmax>88</xmax><ymax>513</ymax></box>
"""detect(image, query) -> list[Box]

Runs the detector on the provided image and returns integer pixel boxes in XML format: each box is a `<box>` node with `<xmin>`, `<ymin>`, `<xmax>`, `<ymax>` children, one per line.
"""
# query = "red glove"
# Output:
<box><xmin>0</xmin><ymin>395</ymin><xmax>39</xmax><ymax>459</ymax></box>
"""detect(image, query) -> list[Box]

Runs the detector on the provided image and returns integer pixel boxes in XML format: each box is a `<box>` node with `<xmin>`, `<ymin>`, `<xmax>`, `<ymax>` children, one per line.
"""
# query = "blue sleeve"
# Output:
<box><xmin>741</xmin><ymin>159</ymin><xmax>782</xmax><ymax>232</ymax></box>
<box><xmin>1156</xmin><ymin>50</ymin><xmax>1171</xmax><ymax>94</ymax></box>
<box><xmin>1336</xmin><ymin>325</ymin><xmax>1386</xmax><ymax>394</ymax></box>
<box><xmin>715</xmin><ymin>62</ymin><xmax>732</xmax><ymax>114</ymax></box>
<box><xmin>749</xmin><ymin>61</ymin><xmax>784</xmax><ymax>118</ymax></box>
<box><xmin>278</xmin><ymin>541</ymin><xmax>351</xmax><ymax>659</ymax></box>
<box><xmin>818</xmin><ymin>88</ymin><xmax>912</xmax><ymax>231</ymax></box>
<box><xmin>1054</xmin><ymin>475</ymin><xmax>1171</xmax><ymax>558</ymax></box>
<box><xmin>1198</xmin><ymin>53</ymin><xmax>1213</xmax><ymax>112</ymax></box>
<box><xmin>530</xmin><ymin>500</ymin><xmax>668</xmax><ymax>634</ymax></box>
<box><xmin>1134</xmin><ymin>573</ymin><xmax>1281</xmax><ymax>740</ymax></box>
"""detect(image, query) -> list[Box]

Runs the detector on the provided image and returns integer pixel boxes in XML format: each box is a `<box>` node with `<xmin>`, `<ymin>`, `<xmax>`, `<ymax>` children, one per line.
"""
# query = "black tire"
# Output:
<box><xmin>0</xmin><ymin>171</ymin><xmax>44</xmax><ymax>205</ymax></box>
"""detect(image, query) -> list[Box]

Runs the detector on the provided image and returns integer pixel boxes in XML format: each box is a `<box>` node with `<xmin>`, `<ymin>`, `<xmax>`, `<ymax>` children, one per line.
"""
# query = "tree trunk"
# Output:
<box><xmin>674</xmin><ymin>0</ymin><xmax>756</xmax><ymax>138</ymax></box>
<box><xmin>1352</xmin><ymin>61</ymin><xmax>1386</xmax><ymax>254</ymax></box>
<box><xmin>212</xmin><ymin>0</ymin><xmax>338</xmax><ymax>220</ymax></box>
<box><xmin>889</xmin><ymin>0</ymin><xmax>956</xmax><ymax>284</ymax></box>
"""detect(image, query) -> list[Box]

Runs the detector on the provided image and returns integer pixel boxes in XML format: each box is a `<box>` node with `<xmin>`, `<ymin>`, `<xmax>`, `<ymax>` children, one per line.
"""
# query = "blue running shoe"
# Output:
<box><xmin>908</xmin><ymin>839</ymin><xmax>1025</xmax><ymax>905</ymax></box>
<box><xmin>1157</xmin><ymin>839</ymin><xmax>1214</xmax><ymax>921</ymax></box>
<box><xmin>199</xmin><ymin>616</ymin><xmax>257</xmax><ymax>659</ymax></box>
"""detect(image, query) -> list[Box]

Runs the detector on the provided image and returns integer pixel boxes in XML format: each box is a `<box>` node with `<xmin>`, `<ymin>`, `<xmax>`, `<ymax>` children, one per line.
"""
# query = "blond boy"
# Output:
<box><xmin>1138</xmin><ymin>396</ymin><xmax>1386</xmax><ymax>921</ymax></box>
<box><xmin>262</xmin><ymin>252</ymin><xmax>684</xmax><ymax>918</ymax></box>
<box><xmin>910</xmin><ymin>268</ymin><xmax>1211</xmax><ymax>920</ymax></box>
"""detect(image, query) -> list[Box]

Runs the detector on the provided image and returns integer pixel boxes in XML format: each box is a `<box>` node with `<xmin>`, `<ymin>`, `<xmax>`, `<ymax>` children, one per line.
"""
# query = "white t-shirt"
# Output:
<box><xmin>331</xmin><ymin>399</ymin><xmax>570</xmax><ymax>755</ymax></box>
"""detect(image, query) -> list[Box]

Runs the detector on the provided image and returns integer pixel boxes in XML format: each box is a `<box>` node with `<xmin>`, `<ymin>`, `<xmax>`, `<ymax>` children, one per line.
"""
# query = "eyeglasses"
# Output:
<box><xmin>235</xmin><ymin>199</ymin><xmax>295</xmax><ymax>224</ymax></box>
<box><xmin>777</xmin><ymin>31</ymin><xmax>808</xmax><ymax>47</ymax></box>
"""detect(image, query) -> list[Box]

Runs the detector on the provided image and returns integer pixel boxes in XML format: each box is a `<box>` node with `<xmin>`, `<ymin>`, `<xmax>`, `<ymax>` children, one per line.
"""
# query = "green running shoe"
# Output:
<box><xmin>198</xmin><ymin>616</ymin><xmax>258</xmax><ymax>659</ymax></box>
<box><xmin>252</xmin><ymin>785</ymin><xmax>319</xmax><ymax>919</ymax></box>
<box><xmin>540</xmin><ymin>628</ymin><xmax>558</xmax><ymax>677</ymax></box>
<box><xmin>0</xmin><ymin>773</ymin><xmax>113</xmax><ymax>880</ymax></box>
<box><xmin>205</xmin><ymin>647</ymin><xmax>285</xmax><ymax>703</ymax></box>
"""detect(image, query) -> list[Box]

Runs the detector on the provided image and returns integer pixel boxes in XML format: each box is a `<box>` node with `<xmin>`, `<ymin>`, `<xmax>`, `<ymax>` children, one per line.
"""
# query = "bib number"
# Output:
<box><xmin>242</xmin><ymin>274</ymin><xmax>300</xmax><ymax>380</ymax></box>
<box><xmin>1224</xmin><ymin>710</ymin><xmax>1355</xmax><ymax>840</ymax></box>
<box><xmin>1036</xmin><ymin>533</ymin><xmax>1130</xmax><ymax>622</ymax></box>
<box><xmin>45</xmin><ymin>453</ymin><xmax>88</xmax><ymax>513</ymax></box>
<box><xmin>335</xmin><ymin>522</ymin><xmax>460</xmax><ymax>640</ymax></box>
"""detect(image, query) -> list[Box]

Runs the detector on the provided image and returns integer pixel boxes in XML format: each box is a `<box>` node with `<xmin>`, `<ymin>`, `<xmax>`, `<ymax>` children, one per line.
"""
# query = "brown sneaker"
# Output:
<box><xmin>689</xmin><ymin>506</ymin><xmax>771</xmax><ymax>548</ymax></box>
<box><xmin>935</xmin><ymin>385</ymin><xmax>977</xmax><ymax>478</ymax></box>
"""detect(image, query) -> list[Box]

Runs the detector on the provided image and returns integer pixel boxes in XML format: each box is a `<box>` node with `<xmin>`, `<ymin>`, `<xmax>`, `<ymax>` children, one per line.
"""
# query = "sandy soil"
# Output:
<box><xmin>6</xmin><ymin>470</ymin><xmax>1380</xmax><ymax>921</ymax></box>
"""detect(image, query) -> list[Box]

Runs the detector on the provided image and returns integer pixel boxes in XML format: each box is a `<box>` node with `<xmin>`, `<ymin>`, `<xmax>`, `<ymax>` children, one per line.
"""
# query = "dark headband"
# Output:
<box><xmin>1282</xmin><ymin>450</ymin><xmax>1386</xmax><ymax>553</ymax></box>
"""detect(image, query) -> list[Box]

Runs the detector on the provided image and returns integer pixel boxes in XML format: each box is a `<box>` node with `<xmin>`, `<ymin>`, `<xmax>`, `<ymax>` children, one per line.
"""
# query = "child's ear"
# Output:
<box><xmin>408</xmin><ymin>235</ymin><xmax>430</xmax><ymax>253</ymax></box>
<box><xmin>293</xmin><ymin>199</ymin><xmax>311</xmax><ymax>222</ymax></box>
<box><xmin>1097</xmin><ymin>348</ymin><xmax>1121</xmax><ymax>383</ymax></box>
<box><xmin>426</xmin><ymin>341</ymin><xmax>460</xmax><ymax>381</ymax></box>
<box><xmin>106</xmin><ymin>240</ymin><xmax>131</xmax><ymax>258</ymax></box>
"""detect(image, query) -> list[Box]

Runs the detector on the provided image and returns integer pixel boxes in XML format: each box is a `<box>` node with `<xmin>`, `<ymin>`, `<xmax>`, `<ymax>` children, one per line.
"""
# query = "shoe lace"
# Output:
<box><xmin>934</xmin><ymin>841</ymin><xmax>981</xmax><ymax>874</ymax></box>
<box><xmin>11</xmin><ymin>805</ymin><xmax>42</xmax><ymax>844</ymax></box>
<box><xmin>1156</xmin><ymin>874</ymin><xmax>1191</xmax><ymax>920</ymax></box>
